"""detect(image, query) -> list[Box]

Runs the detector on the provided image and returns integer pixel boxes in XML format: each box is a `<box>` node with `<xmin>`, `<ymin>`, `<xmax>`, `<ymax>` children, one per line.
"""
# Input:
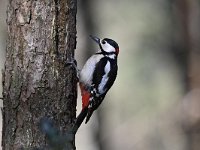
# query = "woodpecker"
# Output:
<box><xmin>79</xmin><ymin>35</ymin><xmax>119</xmax><ymax>124</ymax></box>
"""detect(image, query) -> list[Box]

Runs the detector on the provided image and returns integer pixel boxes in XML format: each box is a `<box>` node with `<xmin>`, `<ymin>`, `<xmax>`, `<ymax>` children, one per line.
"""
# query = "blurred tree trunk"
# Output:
<box><xmin>173</xmin><ymin>0</ymin><xmax>200</xmax><ymax>150</ymax></box>
<box><xmin>2</xmin><ymin>0</ymin><xmax>77</xmax><ymax>149</ymax></box>
<box><xmin>187</xmin><ymin>1</ymin><xmax>200</xmax><ymax>89</ymax></box>
<box><xmin>172</xmin><ymin>0</ymin><xmax>189</xmax><ymax>91</ymax></box>
<box><xmin>184</xmin><ymin>1</ymin><xmax>200</xmax><ymax>150</ymax></box>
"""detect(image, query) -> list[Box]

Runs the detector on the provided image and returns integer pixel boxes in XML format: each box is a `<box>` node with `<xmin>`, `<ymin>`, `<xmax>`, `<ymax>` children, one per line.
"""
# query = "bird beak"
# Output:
<box><xmin>90</xmin><ymin>35</ymin><xmax>100</xmax><ymax>44</ymax></box>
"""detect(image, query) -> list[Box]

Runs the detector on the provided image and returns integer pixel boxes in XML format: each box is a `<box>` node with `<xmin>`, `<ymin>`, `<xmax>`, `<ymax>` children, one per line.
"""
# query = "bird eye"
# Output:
<box><xmin>102</xmin><ymin>40</ymin><xmax>106</xmax><ymax>44</ymax></box>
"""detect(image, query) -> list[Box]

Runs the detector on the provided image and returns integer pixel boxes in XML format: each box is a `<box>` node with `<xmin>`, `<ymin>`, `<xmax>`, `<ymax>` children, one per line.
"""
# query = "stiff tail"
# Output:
<box><xmin>73</xmin><ymin>107</ymin><xmax>88</xmax><ymax>133</ymax></box>
<box><xmin>85</xmin><ymin>109</ymin><xmax>94</xmax><ymax>124</ymax></box>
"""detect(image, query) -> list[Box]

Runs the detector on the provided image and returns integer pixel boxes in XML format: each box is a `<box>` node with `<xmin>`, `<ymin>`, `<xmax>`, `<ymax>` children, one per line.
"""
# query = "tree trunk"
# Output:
<box><xmin>173</xmin><ymin>0</ymin><xmax>200</xmax><ymax>150</ymax></box>
<box><xmin>2</xmin><ymin>0</ymin><xmax>77</xmax><ymax>149</ymax></box>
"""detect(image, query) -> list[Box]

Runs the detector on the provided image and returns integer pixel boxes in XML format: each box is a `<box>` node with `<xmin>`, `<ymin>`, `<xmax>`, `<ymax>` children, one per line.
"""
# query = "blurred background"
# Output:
<box><xmin>1</xmin><ymin>0</ymin><xmax>200</xmax><ymax>150</ymax></box>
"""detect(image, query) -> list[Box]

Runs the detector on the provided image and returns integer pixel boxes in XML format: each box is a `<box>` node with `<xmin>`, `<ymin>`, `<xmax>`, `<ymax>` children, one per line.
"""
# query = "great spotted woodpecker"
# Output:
<box><xmin>79</xmin><ymin>35</ymin><xmax>119</xmax><ymax>123</ymax></box>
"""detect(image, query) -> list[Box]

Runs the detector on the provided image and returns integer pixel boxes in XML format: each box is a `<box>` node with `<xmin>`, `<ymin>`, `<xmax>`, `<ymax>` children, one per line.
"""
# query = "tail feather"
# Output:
<box><xmin>85</xmin><ymin>109</ymin><xmax>94</xmax><ymax>124</ymax></box>
<box><xmin>73</xmin><ymin>107</ymin><xmax>88</xmax><ymax>133</ymax></box>
<box><xmin>76</xmin><ymin>107</ymin><xmax>88</xmax><ymax>126</ymax></box>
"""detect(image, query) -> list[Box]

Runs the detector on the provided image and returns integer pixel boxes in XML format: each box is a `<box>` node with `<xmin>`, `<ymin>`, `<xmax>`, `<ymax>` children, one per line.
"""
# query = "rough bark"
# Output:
<box><xmin>2</xmin><ymin>0</ymin><xmax>77</xmax><ymax>149</ymax></box>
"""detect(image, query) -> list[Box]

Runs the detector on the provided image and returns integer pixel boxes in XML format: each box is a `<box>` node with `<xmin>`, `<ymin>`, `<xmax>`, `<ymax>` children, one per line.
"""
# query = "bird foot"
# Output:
<box><xmin>65</xmin><ymin>58</ymin><xmax>80</xmax><ymax>80</ymax></box>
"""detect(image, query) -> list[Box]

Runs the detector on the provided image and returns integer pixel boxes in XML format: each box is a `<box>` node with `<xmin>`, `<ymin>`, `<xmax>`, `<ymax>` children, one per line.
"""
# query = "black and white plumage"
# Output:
<box><xmin>78</xmin><ymin>35</ymin><xmax>119</xmax><ymax>123</ymax></box>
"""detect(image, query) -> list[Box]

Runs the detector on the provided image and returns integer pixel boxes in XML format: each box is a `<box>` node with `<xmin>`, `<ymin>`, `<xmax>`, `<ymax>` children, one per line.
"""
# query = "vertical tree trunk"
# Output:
<box><xmin>172</xmin><ymin>0</ymin><xmax>189</xmax><ymax>91</ymax></box>
<box><xmin>173</xmin><ymin>0</ymin><xmax>200</xmax><ymax>150</ymax></box>
<box><xmin>184</xmin><ymin>1</ymin><xmax>200</xmax><ymax>150</ymax></box>
<box><xmin>2</xmin><ymin>0</ymin><xmax>77</xmax><ymax>149</ymax></box>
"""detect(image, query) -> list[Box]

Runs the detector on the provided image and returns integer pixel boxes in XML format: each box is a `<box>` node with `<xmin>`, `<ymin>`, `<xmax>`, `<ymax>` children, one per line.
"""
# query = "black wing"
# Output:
<box><xmin>92</xmin><ymin>57</ymin><xmax>118</xmax><ymax>95</ymax></box>
<box><xmin>85</xmin><ymin>57</ymin><xmax>118</xmax><ymax>123</ymax></box>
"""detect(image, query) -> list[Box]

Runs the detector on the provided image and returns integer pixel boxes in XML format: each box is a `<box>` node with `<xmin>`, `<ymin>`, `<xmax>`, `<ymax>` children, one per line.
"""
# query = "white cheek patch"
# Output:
<box><xmin>101</xmin><ymin>43</ymin><xmax>115</xmax><ymax>53</ymax></box>
<box><xmin>98</xmin><ymin>61</ymin><xmax>111</xmax><ymax>94</ymax></box>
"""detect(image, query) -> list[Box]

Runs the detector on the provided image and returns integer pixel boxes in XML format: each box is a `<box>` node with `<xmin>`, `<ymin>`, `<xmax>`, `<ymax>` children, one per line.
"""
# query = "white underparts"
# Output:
<box><xmin>80</xmin><ymin>54</ymin><xmax>103</xmax><ymax>85</ymax></box>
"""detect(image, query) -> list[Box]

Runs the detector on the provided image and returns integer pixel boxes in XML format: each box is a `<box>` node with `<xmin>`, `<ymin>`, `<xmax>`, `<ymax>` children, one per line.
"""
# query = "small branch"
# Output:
<box><xmin>65</xmin><ymin>58</ymin><xmax>80</xmax><ymax>81</ymax></box>
<box><xmin>0</xmin><ymin>97</ymin><xmax>3</xmax><ymax>100</ymax></box>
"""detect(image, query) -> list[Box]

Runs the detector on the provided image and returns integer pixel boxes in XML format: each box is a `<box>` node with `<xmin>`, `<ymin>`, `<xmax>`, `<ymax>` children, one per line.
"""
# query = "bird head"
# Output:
<box><xmin>90</xmin><ymin>35</ymin><xmax>119</xmax><ymax>55</ymax></box>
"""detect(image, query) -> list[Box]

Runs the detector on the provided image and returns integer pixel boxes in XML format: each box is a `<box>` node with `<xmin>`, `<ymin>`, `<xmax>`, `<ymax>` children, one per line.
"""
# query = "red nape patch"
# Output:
<box><xmin>79</xmin><ymin>83</ymin><xmax>91</xmax><ymax>109</ymax></box>
<box><xmin>116</xmin><ymin>48</ymin><xmax>119</xmax><ymax>55</ymax></box>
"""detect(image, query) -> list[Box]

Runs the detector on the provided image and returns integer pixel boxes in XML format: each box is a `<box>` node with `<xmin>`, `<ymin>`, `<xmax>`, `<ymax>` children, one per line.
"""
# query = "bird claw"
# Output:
<box><xmin>65</xmin><ymin>58</ymin><xmax>80</xmax><ymax>80</ymax></box>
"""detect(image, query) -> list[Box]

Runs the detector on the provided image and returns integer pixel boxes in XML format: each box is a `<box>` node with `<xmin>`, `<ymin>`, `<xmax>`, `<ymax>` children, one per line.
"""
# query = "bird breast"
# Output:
<box><xmin>80</xmin><ymin>54</ymin><xmax>104</xmax><ymax>86</ymax></box>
